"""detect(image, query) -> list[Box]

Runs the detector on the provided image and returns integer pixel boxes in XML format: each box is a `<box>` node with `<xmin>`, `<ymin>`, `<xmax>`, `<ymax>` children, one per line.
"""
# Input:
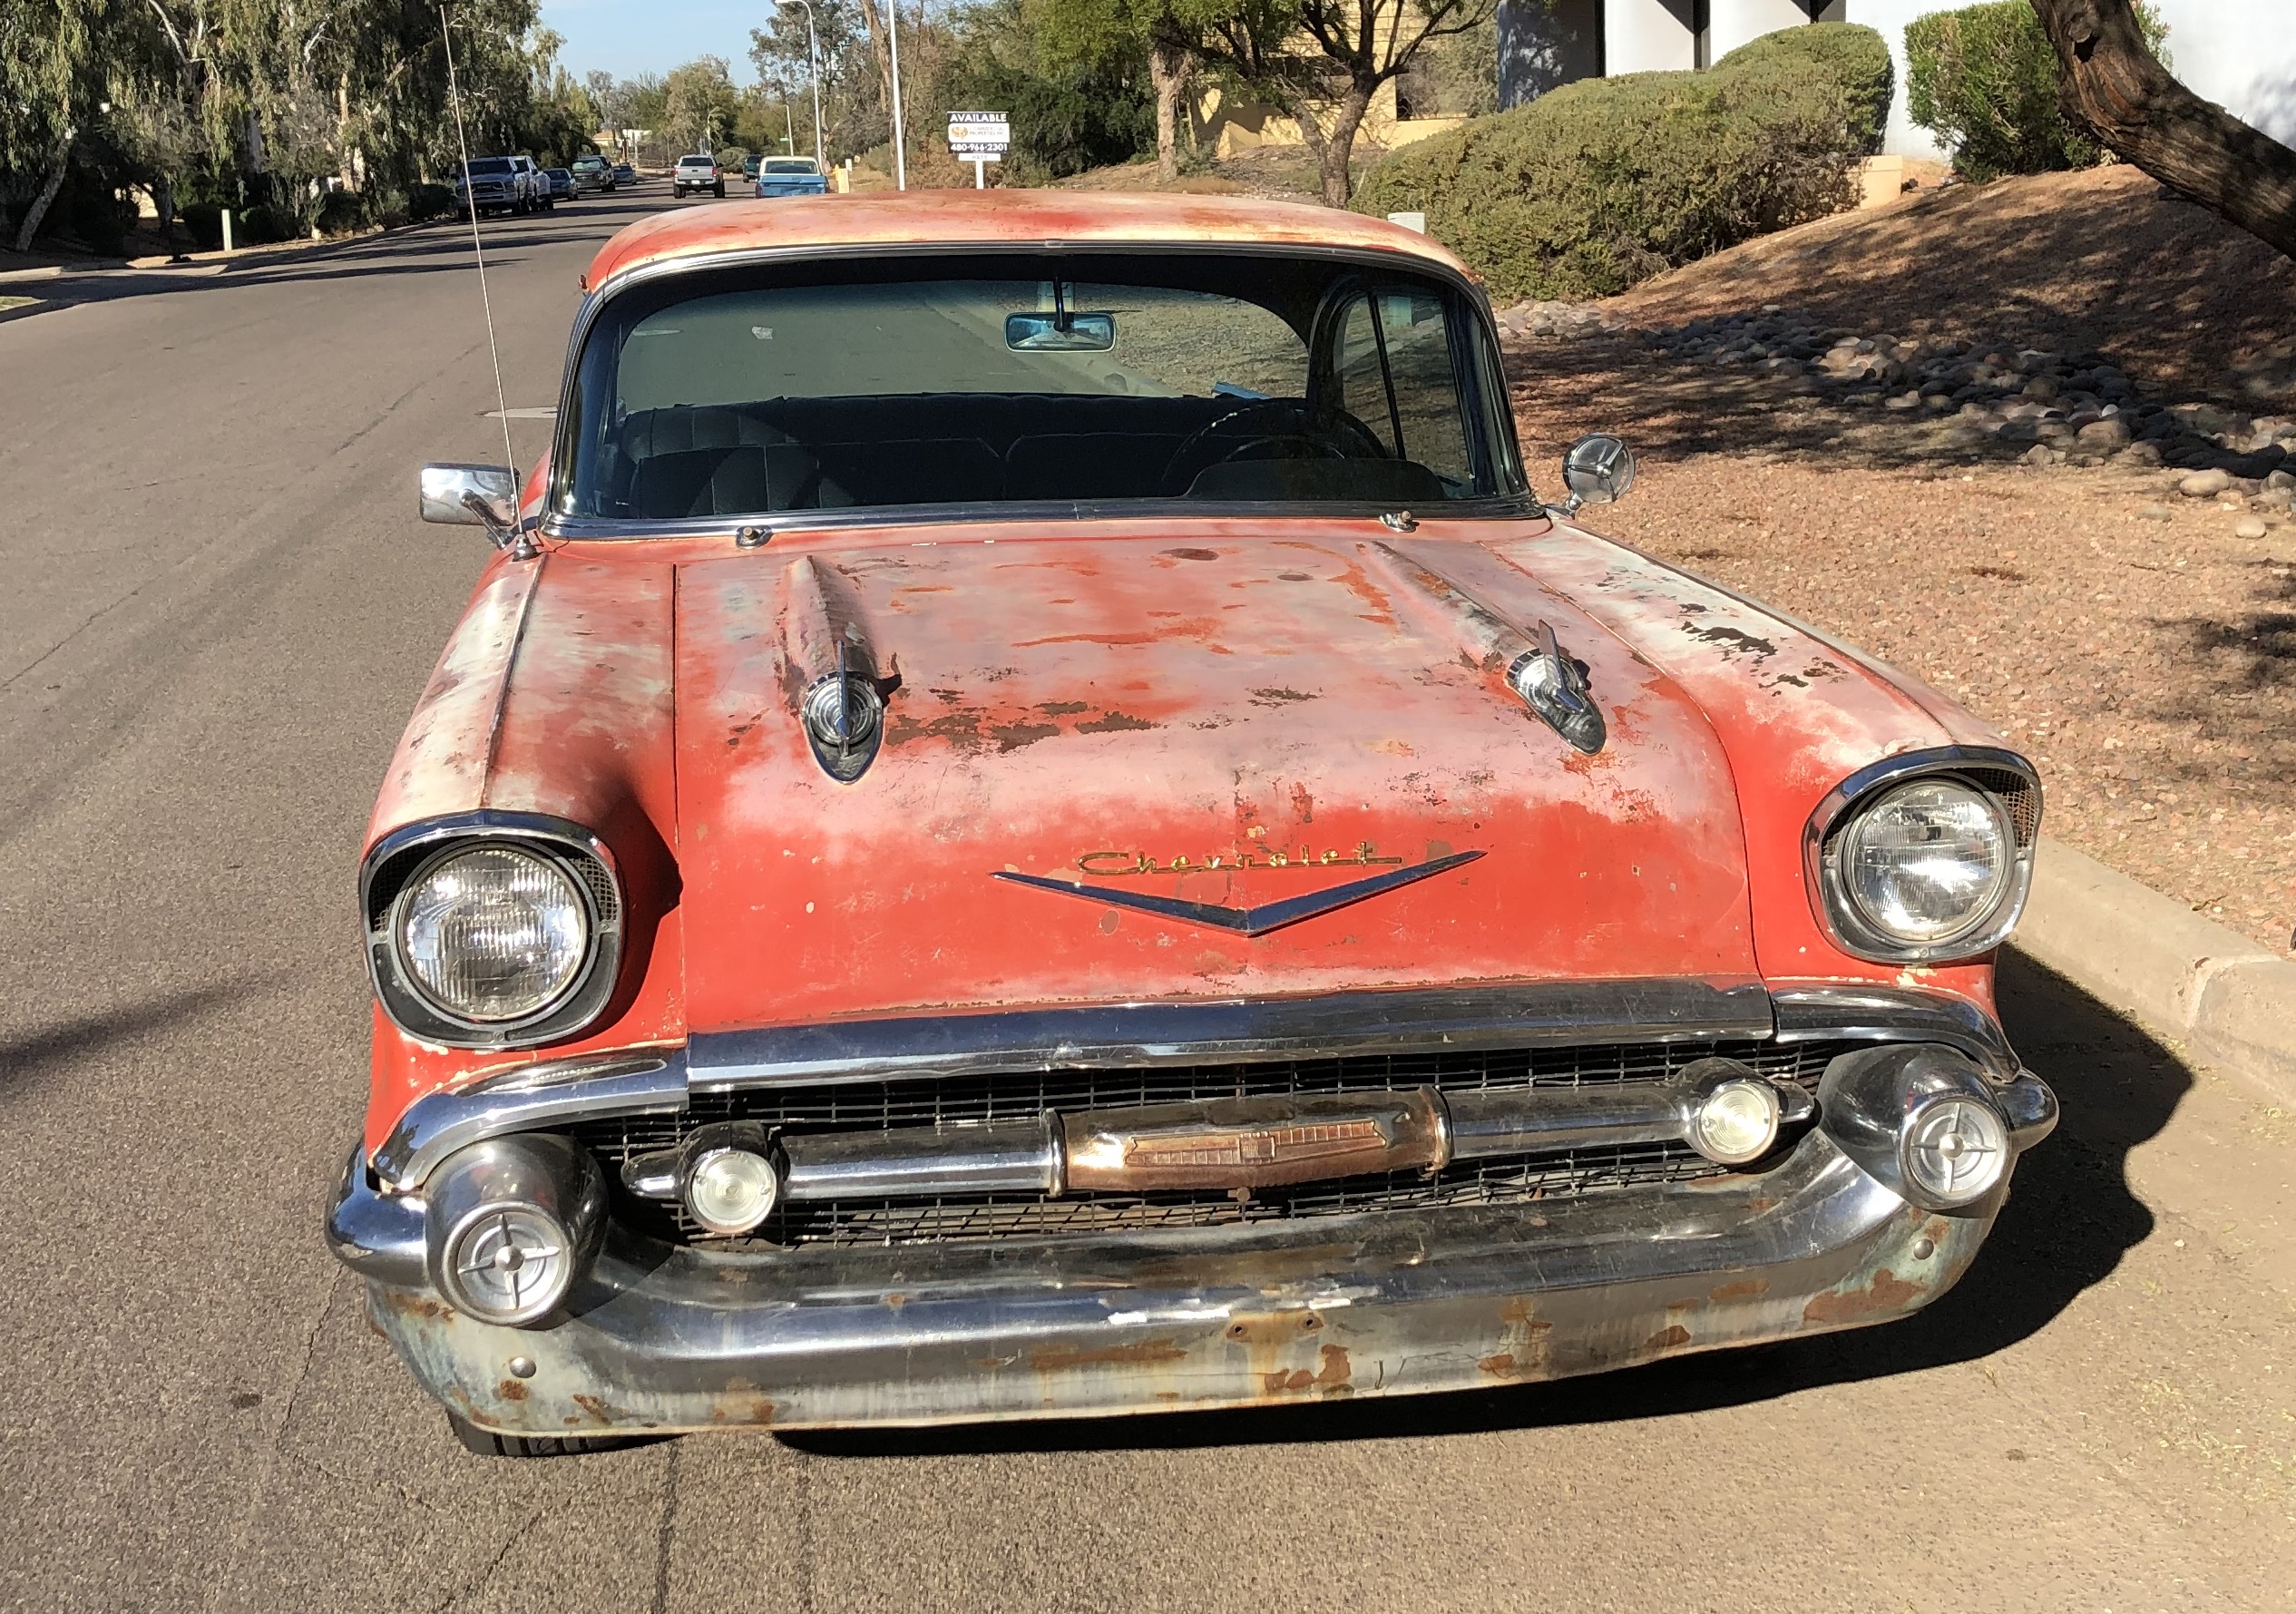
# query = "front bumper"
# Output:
<box><xmin>337</xmin><ymin>1067</ymin><xmax>2054</xmax><ymax>1433</ymax></box>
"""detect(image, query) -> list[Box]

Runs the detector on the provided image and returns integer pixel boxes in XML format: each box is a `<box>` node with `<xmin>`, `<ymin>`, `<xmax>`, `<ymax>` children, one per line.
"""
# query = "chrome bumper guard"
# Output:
<box><xmin>333</xmin><ymin>1050</ymin><xmax>2057</xmax><ymax>1432</ymax></box>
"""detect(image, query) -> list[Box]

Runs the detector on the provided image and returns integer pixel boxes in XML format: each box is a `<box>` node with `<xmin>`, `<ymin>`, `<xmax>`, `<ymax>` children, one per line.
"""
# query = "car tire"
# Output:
<box><xmin>447</xmin><ymin>1412</ymin><xmax>646</xmax><ymax>1460</ymax></box>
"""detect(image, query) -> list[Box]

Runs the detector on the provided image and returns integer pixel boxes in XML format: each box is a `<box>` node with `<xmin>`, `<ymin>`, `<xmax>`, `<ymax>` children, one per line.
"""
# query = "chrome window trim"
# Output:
<box><xmin>1803</xmin><ymin>746</ymin><xmax>2043</xmax><ymax>966</ymax></box>
<box><xmin>363</xmin><ymin>981</ymin><xmax>2023</xmax><ymax>1192</ymax></box>
<box><xmin>359</xmin><ymin>810</ymin><xmax>627</xmax><ymax>1051</ymax></box>
<box><xmin>545</xmin><ymin>240</ymin><xmax>1529</xmax><ymax>539</ymax></box>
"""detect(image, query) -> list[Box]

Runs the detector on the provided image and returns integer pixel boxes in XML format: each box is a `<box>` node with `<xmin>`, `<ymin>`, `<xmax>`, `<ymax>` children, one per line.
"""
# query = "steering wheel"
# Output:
<box><xmin>1158</xmin><ymin>401</ymin><xmax>1392</xmax><ymax>496</ymax></box>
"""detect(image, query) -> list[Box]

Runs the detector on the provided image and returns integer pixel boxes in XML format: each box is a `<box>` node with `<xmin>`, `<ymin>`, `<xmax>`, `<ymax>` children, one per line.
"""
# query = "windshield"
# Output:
<box><xmin>555</xmin><ymin>252</ymin><xmax>1523</xmax><ymax>524</ymax></box>
<box><xmin>764</xmin><ymin>159</ymin><xmax>817</xmax><ymax>173</ymax></box>
<box><xmin>678</xmin><ymin>157</ymin><xmax>714</xmax><ymax>168</ymax></box>
<box><xmin>573</xmin><ymin>156</ymin><xmax>605</xmax><ymax>168</ymax></box>
<box><xmin>462</xmin><ymin>158</ymin><xmax>513</xmax><ymax>177</ymax></box>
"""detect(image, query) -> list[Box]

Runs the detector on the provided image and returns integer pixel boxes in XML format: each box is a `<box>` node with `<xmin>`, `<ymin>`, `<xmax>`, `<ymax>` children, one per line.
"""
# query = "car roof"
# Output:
<box><xmin>582</xmin><ymin>190</ymin><xmax>1476</xmax><ymax>292</ymax></box>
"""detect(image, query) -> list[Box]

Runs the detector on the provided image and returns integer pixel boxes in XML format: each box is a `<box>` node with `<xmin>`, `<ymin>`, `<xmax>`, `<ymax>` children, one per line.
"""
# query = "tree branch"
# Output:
<box><xmin>2029</xmin><ymin>0</ymin><xmax>2296</xmax><ymax>258</ymax></box>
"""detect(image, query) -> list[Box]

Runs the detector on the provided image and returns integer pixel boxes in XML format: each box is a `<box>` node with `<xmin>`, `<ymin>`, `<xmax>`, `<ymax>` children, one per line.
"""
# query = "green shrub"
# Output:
<box><xmin>315</xmin><ymin>190</ymin><xmax>368</xmax><ymax>237</ymax></box>
<box><xmin>1905</xmin><ymin>2</ymin><xmax>2166</xmax><ymax>181</ymax></box>
<box><xmin>1354</xmin><ymin>24</ymin><xmax>1892</xmax><ymax>303</ymax></box>
<box><xmin>236</xmin><ymin>202</ymin><xmax>288</xmax><ymax>244</ymax></box>
<box><xmin>180</xmin><ymin>201</ymin><xmax>223</xmax><ymax>250</ymax></box>
<box><xmin>407</xmin><ymin>182</ymin><xmax>456</xmax><ymax>224</ymax></box>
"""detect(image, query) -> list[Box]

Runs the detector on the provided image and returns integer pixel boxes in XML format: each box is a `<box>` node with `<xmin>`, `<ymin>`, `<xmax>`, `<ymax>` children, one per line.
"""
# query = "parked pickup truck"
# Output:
<box><xmin>454</xmin><ymin>155</ymin><xmax>547</xmax><ymax>217</ymax></box>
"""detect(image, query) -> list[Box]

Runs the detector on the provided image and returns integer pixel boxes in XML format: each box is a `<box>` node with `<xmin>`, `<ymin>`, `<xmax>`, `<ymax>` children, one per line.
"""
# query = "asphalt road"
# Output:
<box><xmin>3</xmin><ymin>189</ymin><xmax>2291</xmax><ymax>1613</ymax></box>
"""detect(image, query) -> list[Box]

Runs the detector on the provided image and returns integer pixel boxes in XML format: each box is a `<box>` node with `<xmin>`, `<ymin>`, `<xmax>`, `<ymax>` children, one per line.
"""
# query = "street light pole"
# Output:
<box><xmin>775</xmin><ymin>0</ymin><xmax>826</xmax><ymax>172</ymax></box>
<box><xmin>887</xmin><ymin>0</ymin><xmax>906</xmax><ymax>191</ymax></box>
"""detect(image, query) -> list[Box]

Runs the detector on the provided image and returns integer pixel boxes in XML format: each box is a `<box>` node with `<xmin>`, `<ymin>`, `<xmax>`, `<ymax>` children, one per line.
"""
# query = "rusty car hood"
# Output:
<box><xmin>669</xmin><ymin>523</ymin><xmax>1764</xmax><ymax>1034</ymax></box>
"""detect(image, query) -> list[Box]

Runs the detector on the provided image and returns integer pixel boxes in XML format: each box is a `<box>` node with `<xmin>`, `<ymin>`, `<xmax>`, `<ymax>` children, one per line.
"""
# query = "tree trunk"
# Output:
<box><xmin>13</xmin><ymin>126</ymin><xmax>74</xmax><ymax>254</ymax></box>
<box><xmin>1303</xmin><ymin>83</ymin><xmax>1374</xmax><ymax>210</ymax></box>
<box><xmin>1149</xmin><ymin>45</ymin><xmax>1192</xmax><ymax>183</ymax></box>
<box><xmin>2028</xmin><ymin>0</ymin><xmax>2296</xmax><ymax>258</ymax></box>
<box><xmin>855</xmin><ymin>0</ymin><xmax>895</xmax><ymax>132</ymax></box>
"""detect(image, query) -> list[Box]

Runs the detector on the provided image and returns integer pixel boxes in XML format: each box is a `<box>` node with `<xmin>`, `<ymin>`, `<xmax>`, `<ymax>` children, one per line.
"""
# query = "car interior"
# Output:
<box><xmin>556</xmin><ymin>256</ymin><xmax>1513</xmax><ymax>522</ymax></box>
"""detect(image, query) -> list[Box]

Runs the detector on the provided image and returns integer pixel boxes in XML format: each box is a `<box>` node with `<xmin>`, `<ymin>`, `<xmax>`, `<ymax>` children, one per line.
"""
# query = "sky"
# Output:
<box><xmin>542</xmin><ymin>2</ymin><xmax>781</xmax><ymax>87</ymax></box>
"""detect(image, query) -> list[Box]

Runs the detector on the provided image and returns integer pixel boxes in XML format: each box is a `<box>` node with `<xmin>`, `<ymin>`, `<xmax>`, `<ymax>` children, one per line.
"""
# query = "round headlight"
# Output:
<box><xmin>1836</xmin><ymin>778</ymin><xmax>2012</xmax><ymax>946</ymax></box>
<box><xmin>395</xmin><ymin>845</ymin><xmax>590</xmax><ymax>1023</ymax></box>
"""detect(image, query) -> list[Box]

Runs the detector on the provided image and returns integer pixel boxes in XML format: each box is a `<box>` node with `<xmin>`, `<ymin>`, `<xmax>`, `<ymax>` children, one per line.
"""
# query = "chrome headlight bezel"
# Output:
<box><xmin>361</xmin><ymin>812</ymin><xmax>625</xmax><ymax>1049</ymax></box>
<box><xmin>1805</xmin><ymin>748</ymin><xmax>2041</xmax><ymax>964</ymax></box>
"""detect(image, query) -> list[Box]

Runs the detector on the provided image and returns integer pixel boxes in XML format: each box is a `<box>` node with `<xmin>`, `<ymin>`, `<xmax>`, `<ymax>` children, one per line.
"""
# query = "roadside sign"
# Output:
<box><xmin>947</xmin><ymin>112</ymin><xmax>1011</xmax><ymax>156</ymax></box>
<box><xmin>948</xmin><ymin>111</ymin><xmax>1010</xmax><ymax>190</ymax></box>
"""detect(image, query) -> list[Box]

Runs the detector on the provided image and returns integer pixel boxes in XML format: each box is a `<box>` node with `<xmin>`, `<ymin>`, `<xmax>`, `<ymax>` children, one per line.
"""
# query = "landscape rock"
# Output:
<box><xmin>2116</xmin><ymin>441</ymin><xmax>2165</xmax><ymax>466</ymax></box>
<box><xmin>2179</xmin><ymin>468</ymin><xmax>2233</xmax><ymax>497</ymax></box>
<box><xmin>2077</xmin><ymin>416</ymin><xmax>2134</xmax><ymax>449</ymax></box>
<box><xmin>2235</xmin><ymin>514</ymin><xmax>2270</xmax><ymax>538</ymax></box>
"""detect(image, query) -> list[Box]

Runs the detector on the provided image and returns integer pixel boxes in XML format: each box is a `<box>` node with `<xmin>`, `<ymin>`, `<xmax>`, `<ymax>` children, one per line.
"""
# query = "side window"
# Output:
<box><xmin>1329</xmin><ymin>289</ymin><xmax>1476</xmax><ymax>487</ymax></box>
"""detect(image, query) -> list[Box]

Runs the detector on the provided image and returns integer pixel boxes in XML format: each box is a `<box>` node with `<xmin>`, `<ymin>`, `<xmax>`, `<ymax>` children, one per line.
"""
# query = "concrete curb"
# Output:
<box><xmin>0</xmin><ymin>298</ymin><xmax>51</xmax><ymax>327</ymax></box>
<box><xmin>2012</xmin><ymin>838</ymin><xmax>2296</xmax><ymax>1106</ymax></box>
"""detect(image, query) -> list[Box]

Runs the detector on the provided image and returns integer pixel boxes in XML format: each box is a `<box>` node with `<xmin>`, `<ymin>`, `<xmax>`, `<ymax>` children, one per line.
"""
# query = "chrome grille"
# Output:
<box><xmin>566</xmin><ymin>1037</ymin><xmax>1854</xmax><ymax>1247</ymax></box>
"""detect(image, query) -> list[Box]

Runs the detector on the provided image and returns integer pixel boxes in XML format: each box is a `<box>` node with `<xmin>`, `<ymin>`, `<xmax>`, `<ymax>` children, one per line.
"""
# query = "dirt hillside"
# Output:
<box><xmin>1503</xmin><ymin>166</ymin><xmax>2296</xmax><ymax>957</ymax></box>
<box><xmin>1604</xmin><ymin>164</ymin><xmax>2296</xmax><ymax>410</ymax></box>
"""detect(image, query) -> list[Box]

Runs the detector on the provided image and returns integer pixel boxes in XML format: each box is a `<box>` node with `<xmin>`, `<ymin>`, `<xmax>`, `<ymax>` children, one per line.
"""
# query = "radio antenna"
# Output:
<box><xmin>439</xmin><ymin>3</ymin><xmax>519</xmax><ymax>487</ymax></box>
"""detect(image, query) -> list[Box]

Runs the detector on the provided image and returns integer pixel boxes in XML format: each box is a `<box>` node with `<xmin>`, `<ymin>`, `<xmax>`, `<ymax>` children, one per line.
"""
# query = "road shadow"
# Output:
<box><xmin>0</xmin><ymin>974</ymin><xmax>279</xmax><ymax>1097</ymax></box>
<box><xmin>783</xmin><ymin>950</ymin><xmax>2178</xmax><ymax>1458</ymax></box>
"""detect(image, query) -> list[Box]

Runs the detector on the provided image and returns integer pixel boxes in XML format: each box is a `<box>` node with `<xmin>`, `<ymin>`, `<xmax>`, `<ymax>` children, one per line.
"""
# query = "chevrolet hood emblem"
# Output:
<box><xmin>992</xmin><ymin>851</ymin><xmax>1485</xmax><ymax>937</ymax></box>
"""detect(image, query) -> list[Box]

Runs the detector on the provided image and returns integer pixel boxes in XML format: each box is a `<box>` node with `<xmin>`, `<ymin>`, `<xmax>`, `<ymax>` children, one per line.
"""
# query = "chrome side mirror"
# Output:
<box><xmin>1560</xmin><ymin>435</ymin><xmax>1636</xmax><ymax>513</ymax></box>
<box><xmin>419</xmin><ymin>464</ymin><xmax>517</xmax><ymax>532</ymax></box>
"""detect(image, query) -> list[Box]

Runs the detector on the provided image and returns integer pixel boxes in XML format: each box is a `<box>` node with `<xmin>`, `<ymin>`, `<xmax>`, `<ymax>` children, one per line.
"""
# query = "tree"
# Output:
<box><xmin>663</xmin><ymin>56</ymin><xmax>740</xmax><ymax>155</ymax></box>
<box><xmin>1198</xmin><ymin>0</ymin><xmax>1498</xmax><ymax>207</ymax></box>
<box><xmin>2028</xmin><ymin>0</ymin><xmax>2296</xmax><ymax>258</ymax></box>
<box><xmin>1031</xmin><ymin>0</ymin><xmax>1206</xmax><ymax>181</ymax></box>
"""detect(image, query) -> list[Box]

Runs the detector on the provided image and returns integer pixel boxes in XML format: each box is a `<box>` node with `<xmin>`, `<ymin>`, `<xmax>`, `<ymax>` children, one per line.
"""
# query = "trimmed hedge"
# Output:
<box><xmin>1354</xmin><ymin>24</ymin><xmax>1892</xmax><ymax>302</ymax></box>
<box><xmin>1906</xmin><ymin>2</ymin><xmax>2166</xmax><ymax>181</ymax></box>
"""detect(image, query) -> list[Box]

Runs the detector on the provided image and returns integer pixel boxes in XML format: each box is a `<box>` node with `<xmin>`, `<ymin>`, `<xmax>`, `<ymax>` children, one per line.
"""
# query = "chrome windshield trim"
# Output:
<box><xmin>1770</xmin><ymin>984</ymin><xmax>2018</xmax><ymax>1079</ymax></box>
<box><xmin>685</xmin><ymin>981</ymin><xmax>1777</xmax><ymax>1091</ymax></box>
<box><xmin>374</xmin><ymin>1049</ymin><xmax>688</xmax><ymax>1192</ymax></box>
<box><xmin>539</xmin><ymin>495</ymin><xmax>1549</xmax><ymax>544</ymax></box>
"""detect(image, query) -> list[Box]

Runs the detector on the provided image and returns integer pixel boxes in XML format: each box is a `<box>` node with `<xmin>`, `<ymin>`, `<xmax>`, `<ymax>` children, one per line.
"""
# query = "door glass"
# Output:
<box><xmin>1333</xmin><ymin>290</ymin><xmax>1475</xmax><ymax>488</ymax></box>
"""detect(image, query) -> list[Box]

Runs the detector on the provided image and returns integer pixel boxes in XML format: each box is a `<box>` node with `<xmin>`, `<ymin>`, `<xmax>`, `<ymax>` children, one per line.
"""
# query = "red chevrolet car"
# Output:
<box><xmin>331</xmin><ymin>192</ymin><xmax>2056</xmax><ymax>1455</ymax></box>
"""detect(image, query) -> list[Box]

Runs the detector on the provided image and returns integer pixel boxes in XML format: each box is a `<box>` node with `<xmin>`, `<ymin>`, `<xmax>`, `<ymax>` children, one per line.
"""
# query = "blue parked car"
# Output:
<box><xmin>755</xmin><ymin>156</ymin><xmax>829</xmax><ymax>198</ymax></box>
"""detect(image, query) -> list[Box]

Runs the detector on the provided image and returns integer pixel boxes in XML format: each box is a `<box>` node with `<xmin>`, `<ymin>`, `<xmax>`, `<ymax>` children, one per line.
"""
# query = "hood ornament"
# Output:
<box><xmin>782</xmin><ymin>557</ymin><xmax>898</xmax><ymax>783</ymax></box>
<box><xmin>1365</xmin><ymin>542</ymin><xmax>1607</xmax><ymax>757</ymax></box>
<box><xmin>1509</xmin><ymin>621</ymin><xmax>1606</xmax><ymax>755</ymax></box>
<box><xmin>992</xmin><ymin>850</ymin><xmax>1484</xmax><ymax>937</ymax></box>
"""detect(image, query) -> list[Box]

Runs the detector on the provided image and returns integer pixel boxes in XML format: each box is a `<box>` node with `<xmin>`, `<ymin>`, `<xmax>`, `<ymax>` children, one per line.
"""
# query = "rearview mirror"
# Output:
<box><xmin>1561</xmin><ymin>435</ymin><xmax>1635</xmax><ymax>509</ymax></box>
<box><xmin>1006</xmin><ymin>311</ymin><xmax>1116</xmax><ymax>352</ymax></box>
<box><xmin>419</xmin><ymin>464</ymin><xmax>517</xmax><ymax>530</ymax></box>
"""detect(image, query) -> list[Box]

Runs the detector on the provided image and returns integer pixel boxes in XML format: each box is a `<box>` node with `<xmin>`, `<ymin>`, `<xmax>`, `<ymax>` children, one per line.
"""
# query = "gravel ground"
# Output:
<box><xmin>1508</xmin><ymin>339</ymin><xmax>2296</xmax><ymax>957</ymax></box>
<box><xmin>1498</xmin><ymin>165</ymin><xmax>2296</xmax><ymax>958</ymax></box>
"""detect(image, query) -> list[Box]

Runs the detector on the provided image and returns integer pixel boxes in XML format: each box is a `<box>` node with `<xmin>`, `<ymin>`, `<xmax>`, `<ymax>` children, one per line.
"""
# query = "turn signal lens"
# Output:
<box><xmin>685</xmin><ymin>1147</ymin><xmax>781</xmax><ymax>1236</ymax></box>
<box><xmin>1692</xmin><ymin>1079</ymin><xmax>1783</xmax><ymax>1166</ymax></box>
<box><xmin>396</xmin><ymin>845</ymin><xmax>589</xmax><ymax>1022</ymax></box>
<box><xmin>1900</xmin><ymin>1097</ymin><xmax>2008</xmax><ymax>1208</ymax></box>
